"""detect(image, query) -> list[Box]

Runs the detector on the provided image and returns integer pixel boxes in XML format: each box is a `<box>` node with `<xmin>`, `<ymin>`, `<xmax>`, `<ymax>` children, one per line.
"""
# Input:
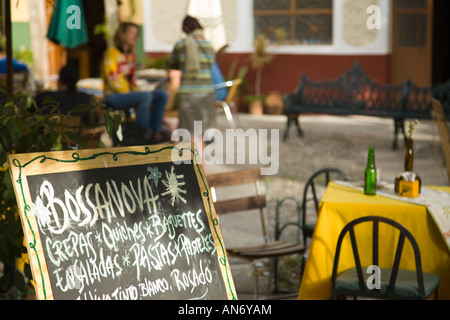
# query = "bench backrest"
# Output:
<box><xmin>288</xmin><ymin>62</ymin><xmax>407</xmax><ymax>115</ymax></box>
<box><xmin>285</xmin><ymin>61</ymin><xmax>450</xmax><ymax>119</ymax></box>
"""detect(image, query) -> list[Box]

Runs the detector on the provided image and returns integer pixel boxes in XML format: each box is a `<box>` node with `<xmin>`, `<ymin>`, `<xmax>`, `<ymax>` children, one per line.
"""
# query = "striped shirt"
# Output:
<box><xmin>167</xmin><ymin>38</ymin><xmax>215</xmax><ymax>93</ymax></box>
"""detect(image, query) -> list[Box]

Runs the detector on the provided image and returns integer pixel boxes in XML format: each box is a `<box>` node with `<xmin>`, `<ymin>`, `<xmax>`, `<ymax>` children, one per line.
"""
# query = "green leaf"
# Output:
<box><xmin>0</xmin><ymin>236</ymin><xmax>10</xmax><ymax>259</ymax></box>
<box><xmin>0</xmin><ymin>142</ymin><xmax>6</xmax><ymax>166</ymax></box>
<box><xmin>24</xmin><ymin>263</ymin><xmax>32</xmax><ymax>280</ymax></box>
<box><xmin>1</xmin><ymin>129</ymin><xmax>13</xmax><ymax>151</ymax></box>
<box><xmin>0</xmin><ymin>221</ymin><xmax>14</xmax><ymax>244</ymax></box>
<box><xmin>36</xmin><ymin>133</ymin><xmax>54</xmax><ymax>151</ymax></box>
<box><xmin>65</xmin><ymin>131</ymin><xmax>85</xmax><ymax>146</ymax></box>
<box><xmin>25</xmin><ymin>95</ymin><xmax>37</xmax><ymax>111</ymax></box>
<box><xmin>1</xmin><ymin>105</ymin><xmax>15</xmax><ymax>119</ymax></box>
<box><xmin>2</xmin><ymin>169</ymin><xmax>14</xmax><ymax>202</ymax></box>
<box><xmin>0</xmin><ymin>272</ymin><xmax>13</xmax><ymax>293</ymax></box>
<box><xmin>5</xmin><ymin>120</ymin><xmax>22</xmax><ymax>142</ymax></box>
<box><xmin>15</xmin><ymin>133</ymin><xmax>38</xmax><ymax>154</ymax></box>
<box><xmin>42</xmin><ymin>95</ymin><xmax>56</xmax><ymax>105</ymax></box>
<box><xmin>54</xmin><ymin>134</ymin><xmax>63</xmax><ymax>151</ymax></box>
<box><xmin>14</xmin><ymin>269</ymin><xmax>26</xmax><ymax>292</ymax></box>
<box><xmin>68</xmin><ymin>103</ymin><xmax>95</xmax><ymax>114</ymax></box>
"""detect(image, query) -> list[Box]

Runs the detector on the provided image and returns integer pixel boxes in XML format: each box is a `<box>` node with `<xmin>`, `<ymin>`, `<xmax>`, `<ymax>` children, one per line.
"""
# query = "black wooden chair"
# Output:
<box><xmin>274</xmin><ymin>168</ymin><xmax>346</xmax><ymax>291</ymax></box>
<box><xmin>331</xmin><ymin>216</ymin><xmax>441</xmax><ymax>300</ymax></box>
<box><xmin>300</xmin><ymin>168</ymin><xmax>346</xmax><ymax>246</ymax></box>
<box><xmin>276</xmin><ymin>168</ymin><xmax>346</xmax><ymax>247</ymax></box>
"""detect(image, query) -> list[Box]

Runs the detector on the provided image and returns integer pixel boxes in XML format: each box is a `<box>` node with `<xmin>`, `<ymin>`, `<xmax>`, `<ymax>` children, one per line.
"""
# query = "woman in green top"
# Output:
<box><xmin>167</xmin><ymin>16</ymin><xmax>216</xmax><ymax>136</ymax></box>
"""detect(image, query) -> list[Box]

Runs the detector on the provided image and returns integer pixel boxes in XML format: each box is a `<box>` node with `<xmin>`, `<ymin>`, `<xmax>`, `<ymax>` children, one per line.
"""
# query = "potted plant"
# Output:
<box><xmin>245</xmin><ymin>94</ymin><xmax>265</xmax><ymax>115</ymax></box>
<box><xmin>247</xmin><ymin>29</ymin><xmax>286</xmax><ymax>115</ymax></box>
<box><xmin>0</xmin><ymin>91</ymin><xmax>118</xmax><ymax>299</ymax></box>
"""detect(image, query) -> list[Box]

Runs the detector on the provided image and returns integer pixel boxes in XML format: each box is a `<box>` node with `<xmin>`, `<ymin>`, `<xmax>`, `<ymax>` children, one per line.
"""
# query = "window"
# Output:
<box><xmin>253</xmin><ymin>0</ymin><xmax>333</xmax><ymax>45</ymax></box>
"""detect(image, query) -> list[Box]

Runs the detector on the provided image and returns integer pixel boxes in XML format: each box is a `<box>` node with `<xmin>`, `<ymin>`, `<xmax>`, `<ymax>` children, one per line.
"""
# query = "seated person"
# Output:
<box><xmin>103</xmin><ymin>22</ymin><xmax>168</xmax><ymax>144</ymax></box>
<box><xmin>34</xmin><ymin>64</ymin><xmax>96</xmax><ymax>125</ymax></box>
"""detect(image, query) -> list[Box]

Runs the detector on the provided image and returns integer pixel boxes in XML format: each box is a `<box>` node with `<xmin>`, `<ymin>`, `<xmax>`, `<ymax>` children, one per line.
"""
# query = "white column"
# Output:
<box><xmin>28</xmin><ymin>0</ymin><xmax>49</xmax><ymax>81</ymax></box>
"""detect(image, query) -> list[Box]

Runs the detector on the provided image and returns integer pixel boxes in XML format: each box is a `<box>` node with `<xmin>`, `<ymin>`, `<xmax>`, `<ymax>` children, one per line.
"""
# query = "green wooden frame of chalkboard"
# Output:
<box><xmin>8</xmin><ymin>143</ymin><xmax>237</xmax><ymax>300</ymax></box>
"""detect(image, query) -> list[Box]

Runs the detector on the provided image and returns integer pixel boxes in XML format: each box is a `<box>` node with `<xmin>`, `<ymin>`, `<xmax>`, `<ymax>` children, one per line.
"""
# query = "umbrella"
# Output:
<box><xmin>47</xmin><ymin>0</ymin><xmax>89</xmax><ymax>49</ymax></box>
<box><xmin>187</xmin><ymin>0</ymin><xmax>227</xmax><ymax>52</ymax></box>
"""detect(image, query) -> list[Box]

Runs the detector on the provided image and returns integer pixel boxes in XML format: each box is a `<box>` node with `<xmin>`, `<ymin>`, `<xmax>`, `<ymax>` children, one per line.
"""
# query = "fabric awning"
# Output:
<box><xmin>47</xmin><ymin>0</ymin><xmax>89</xmax><ymax>49</ymax></box>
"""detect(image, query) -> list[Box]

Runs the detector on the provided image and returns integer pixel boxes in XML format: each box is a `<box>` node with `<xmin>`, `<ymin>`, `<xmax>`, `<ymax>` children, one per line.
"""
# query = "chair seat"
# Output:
<box><xmin>334</xmin><ymin>267</ymin><xmax>441</xmax><ymax>299</ymax></box>
<box><xmin>227</xmin><ymin>241</ymin><xmax>306</xmax><ymax>259</ymax></box>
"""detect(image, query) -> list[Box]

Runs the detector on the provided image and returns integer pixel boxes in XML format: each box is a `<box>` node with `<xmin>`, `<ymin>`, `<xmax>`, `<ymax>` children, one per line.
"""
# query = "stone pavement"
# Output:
<box><xmin>204</xmin><ymin>112</ymin><xmax>448</xmax><ymax>300</ymax></box>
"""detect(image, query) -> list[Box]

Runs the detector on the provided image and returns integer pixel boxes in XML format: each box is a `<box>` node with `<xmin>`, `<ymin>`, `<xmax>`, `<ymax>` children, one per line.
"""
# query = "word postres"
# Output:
<box><xmin>8</xmin><ymin>144</ymin><xmax>236</xmax><ymax>300</ymax></box>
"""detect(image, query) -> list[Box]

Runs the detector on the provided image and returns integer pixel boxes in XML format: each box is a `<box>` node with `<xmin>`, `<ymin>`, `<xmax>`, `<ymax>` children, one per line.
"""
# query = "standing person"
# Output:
<box><xmin>103</xmin><ymin>22</ymin><xmax>168</xmax><ymax>144</ymax></box>
<box><xmin>166</xmin><ymin>16</ymin><xmax>216</xmax><ymax>147</ymax></box>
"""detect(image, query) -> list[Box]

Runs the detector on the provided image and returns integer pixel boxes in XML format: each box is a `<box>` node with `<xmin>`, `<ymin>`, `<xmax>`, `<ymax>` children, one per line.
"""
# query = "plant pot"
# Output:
<box><xmin>249</xmin><ymin>100</ymin><xmax>264</xmax><ymax>115</ymax></box>
<box><xmin>265</xmin><ymin>91</ymin><xmax>285</xmax><ymax>115</ymax></box>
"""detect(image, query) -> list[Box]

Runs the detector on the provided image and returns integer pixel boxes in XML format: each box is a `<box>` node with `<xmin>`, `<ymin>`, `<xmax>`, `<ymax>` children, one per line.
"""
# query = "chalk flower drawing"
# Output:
<box><xmin>161</xmin><ymin>166</ymin><xmax>187</xmax><ymax>207</ymax></box>
<box><xmin>122</xmin><ymin>252</ymin><xmax>131</xmax><ymax>266</ymax></box>
<box><xmin>147</xmin><ymin>166</ymin><xmax>162</xmax><ymax>186</ymax></box>
<box><xmin>144</xmin><ymin>221</ymin><xmax>154</xmax><ymax>238</ymax></box>
<box><xmin>94</xmin><ymin>231</ymin><xmax>103</xmax><ymax>244</ymax></box>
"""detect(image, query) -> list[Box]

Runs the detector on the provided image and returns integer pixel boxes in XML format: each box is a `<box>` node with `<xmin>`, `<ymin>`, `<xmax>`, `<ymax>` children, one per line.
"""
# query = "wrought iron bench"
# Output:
<box><xmin>283</xmin><ymin>62</ymin><xmax>450</xmax><ymax>149</ymax></box>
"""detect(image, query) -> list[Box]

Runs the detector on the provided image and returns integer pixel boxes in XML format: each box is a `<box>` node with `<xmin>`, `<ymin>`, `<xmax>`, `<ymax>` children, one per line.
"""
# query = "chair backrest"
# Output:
<box><xmin>331</xmin><ymin>215</ymin><xmax>426</xmax><ymax>298</ymax></box>
<box><xmin>207</xmin><ymin>168</ymin><xmax>269</xmax><ymax>243</ymax></box>
<box><xmin>301</xmin><ymin>168</ymin><xmax>346</xmax><ymax>226</ymax></box>
<box><xmin>225</xmin><ymin>79</ymin><xmax>242</xmax><ymax>104</ymax></box>
<box><xmin>214</xmin><ymin>78</ymin><xmax>242</xmax><ymax>103</ymax></box>
<box><xmin>431</xmin><ymin>97</ymin><xmax>450</xmax><ymax>183</ymax></box>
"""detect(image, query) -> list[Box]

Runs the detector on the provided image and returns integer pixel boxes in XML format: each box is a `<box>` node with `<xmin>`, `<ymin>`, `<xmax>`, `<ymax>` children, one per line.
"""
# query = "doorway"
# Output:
<box><xmin>432</xmin><ymin>0</ymin><xmax>450</xmax><ymax>85</ymax></box>
<box><xmin>390</xmin><ymin>0</ymin><xmax>433</xmax><ymax>86</ymax></box>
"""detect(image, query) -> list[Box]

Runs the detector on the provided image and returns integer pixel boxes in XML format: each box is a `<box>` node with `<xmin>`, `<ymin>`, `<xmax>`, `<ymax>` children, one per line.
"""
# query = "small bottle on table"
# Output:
<box><xmin>395</xmin><ymin>138</ymin><xmax>421</xmax><ymax>196</ymax></box>
<box><xmin>364</xmin><ymin>146</ymin><xmax>377</xmax><ymax>195</ymax></box>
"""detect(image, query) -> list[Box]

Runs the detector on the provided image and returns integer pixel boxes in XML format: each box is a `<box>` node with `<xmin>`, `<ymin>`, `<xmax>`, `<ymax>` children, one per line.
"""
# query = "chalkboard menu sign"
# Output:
<box><xmin>8</xmin><ymin>144</ymin><xmax>236</xmax><ymax>300</ymax></box>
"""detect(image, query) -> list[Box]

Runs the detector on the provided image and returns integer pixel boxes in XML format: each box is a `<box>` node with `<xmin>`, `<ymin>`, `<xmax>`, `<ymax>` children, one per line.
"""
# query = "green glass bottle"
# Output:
<box><xmin>364</xmin><ymin>146</ymin><xmax>377</xmax><ymax>195</ymax></box>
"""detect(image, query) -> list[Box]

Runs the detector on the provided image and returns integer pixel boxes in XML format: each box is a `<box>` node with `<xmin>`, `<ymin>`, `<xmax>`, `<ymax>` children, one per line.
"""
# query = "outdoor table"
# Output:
<box><xmin>76</xmin><ymin>78</ymin><xmax>105</xmax><ymax>100</ymax></box>
<box><xmin>135</xmin><ymin>68</ymin><xmax>168</xmax><ymax>82</ymax></box>
<box><xmin>76</xmin><ymin>68</ymin><xmax>168</xmax><ymax>101</ymax></box>
<box><xmin>298</xmin><ymin>181</ymin><xmax>450</xmax><ymax>300</ymax></box>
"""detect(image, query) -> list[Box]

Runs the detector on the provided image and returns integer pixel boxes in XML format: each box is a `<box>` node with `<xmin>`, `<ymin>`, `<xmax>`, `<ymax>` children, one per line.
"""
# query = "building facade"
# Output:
<box><xmin>6</xmin><ymin>0</ymin><xmax>449</xmax><ymax>104</ymax></box>
<box><xmin>144</xmin><ymin>0</ymin><xmax>446</xmax><ymax>93</ymax></box>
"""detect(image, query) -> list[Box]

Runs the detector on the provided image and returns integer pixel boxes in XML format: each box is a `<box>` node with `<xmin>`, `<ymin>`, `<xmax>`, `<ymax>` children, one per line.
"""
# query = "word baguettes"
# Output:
<box><xmin>9</xmin><ymin>146</ymin><xmax>235</xmax><ymax>300</ymax></box>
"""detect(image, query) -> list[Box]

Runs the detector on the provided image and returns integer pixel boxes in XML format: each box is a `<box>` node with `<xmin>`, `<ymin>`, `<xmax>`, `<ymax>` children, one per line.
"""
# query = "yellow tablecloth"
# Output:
<box><xmin>298</xmin><ymin>182</ymin><xmax>450</xmax><ymax>300</ymax></box>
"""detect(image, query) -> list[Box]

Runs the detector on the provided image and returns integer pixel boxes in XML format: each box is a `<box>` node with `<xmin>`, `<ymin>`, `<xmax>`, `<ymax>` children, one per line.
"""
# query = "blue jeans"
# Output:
<box><xmin>105</xmin><ymin>90</ymin><xmax>168</xmax><ymax>133</ymax></box>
